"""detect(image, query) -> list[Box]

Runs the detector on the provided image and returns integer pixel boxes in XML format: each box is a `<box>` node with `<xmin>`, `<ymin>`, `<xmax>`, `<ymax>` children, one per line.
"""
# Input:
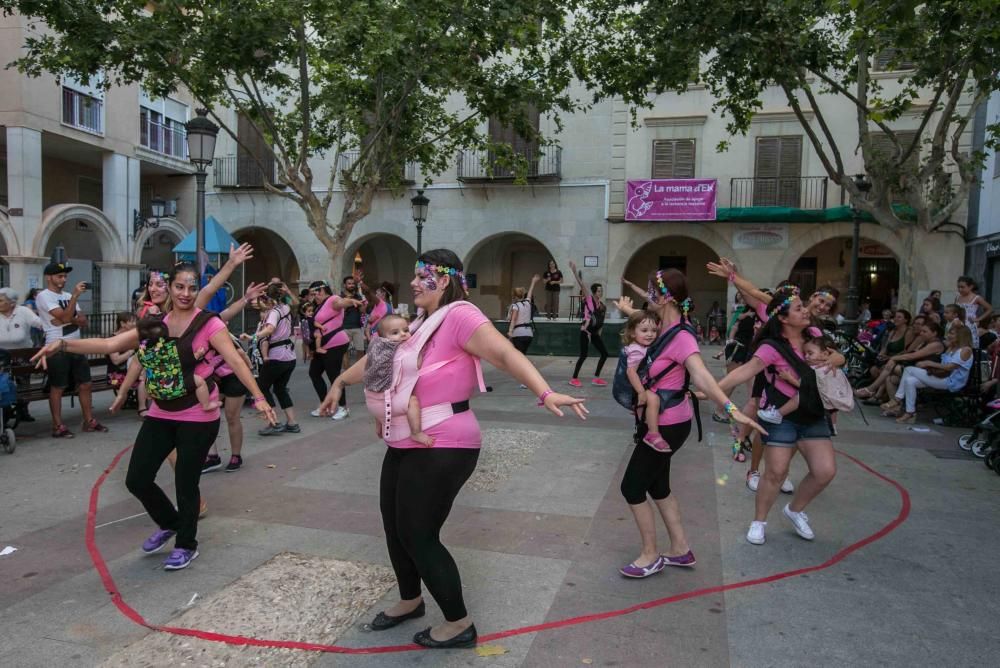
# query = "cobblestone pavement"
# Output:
<box><xmin>0</xmin><ymin>352</ymin><xmax>998</xmax><ymax>667</ymax></box>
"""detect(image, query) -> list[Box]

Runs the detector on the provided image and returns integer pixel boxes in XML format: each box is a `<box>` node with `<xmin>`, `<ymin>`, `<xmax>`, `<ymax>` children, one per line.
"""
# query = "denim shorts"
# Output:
<box><xmin>764</xmin><ymin>417</ymin><xmax>832</xmax><ymax>446</ymax></box>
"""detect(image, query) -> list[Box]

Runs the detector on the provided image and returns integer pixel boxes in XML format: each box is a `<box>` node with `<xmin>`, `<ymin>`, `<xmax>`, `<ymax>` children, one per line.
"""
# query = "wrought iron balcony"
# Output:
<box><xmin>457</xmin><ymin>147</ymin><xmax>562</xmax><ymax>182</ymax></box>
<box><xmin>213</xmin><ymin>156</ymin><xmax>279</xmax><ymax>188</ymax></box>
<box><xmin>337</xmin><ymin>150</ymin><xmax>416</xmax><ymax>184</ymax></box>
<box><xmin>730</xmin><ymin>176</ymin><xmax>829</xmax><ymax>209</ymax></box>
<box><xmin>140</xmin><ymin>118</ymin><xmax>187</xmax><ymax>159</ymax></box>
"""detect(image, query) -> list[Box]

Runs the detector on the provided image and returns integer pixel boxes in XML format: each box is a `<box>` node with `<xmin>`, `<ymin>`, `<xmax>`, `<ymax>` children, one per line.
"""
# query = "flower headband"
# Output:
<box><xmin>812</xmin><ymin>290</ymin><xmax>834</xmax><ymax>302</ymax></box>
<box><xmin>148</xmin><ymin>271</ymin><xmax>166</xmax><ymax>284</ymax></box>
<box><xmin>777</xmin><ymin>283</ymin><xmax>801</xmax><ymax>295</ymax></box>
<box><xmin>416</xmin><ymin>260</ymin><xmax>469</xmax><ymax>294</ymax></box>
<box><xmin>768</xmin><ymin>294</ymin><xmax>799</xmax><ymax>318</ymax></box>
<box><xmin>649</xmin><ymin>271</ymin><xmax>692</xmax><ymax>316</ymax></box>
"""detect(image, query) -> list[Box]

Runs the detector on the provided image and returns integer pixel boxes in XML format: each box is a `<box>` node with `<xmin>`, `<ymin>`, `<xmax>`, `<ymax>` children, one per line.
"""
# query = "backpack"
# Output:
<box><xmin>612</xmin><ymin>323</ymin><xmax>698</xmax><ymax>411</ymax></box>
<box><xmin>264</xmin><ymin>305</ymin><xmax>295</xmax><ymax>351</ymax></box>
<box><xmin>759</xmin><ymin>338</ymin><xmax>826</xmax><ymax>423</ymax></box>
<box><xmin>510</xmin><ymin>299</ymin><xmax>535</xmax><ymax>336</ymax></box>
<box><xmin>364</xmin><ymin>301</ymin><xmax>487</xmax><ymax>442</ymax></box>
<box><xmin>136</xmin><ymin>310</ymin><xmax>217</xmax><ymax>411</ymax></box>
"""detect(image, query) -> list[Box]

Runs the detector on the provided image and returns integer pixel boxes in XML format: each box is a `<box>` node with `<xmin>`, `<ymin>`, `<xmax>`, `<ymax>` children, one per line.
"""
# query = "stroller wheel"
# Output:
<box><xmin>971</xmin><ymin>440</ymin><xmax>991</xmax><ymax>458</ymax></box>
<box><xmin>2</xmin><ymin>428</ymin><xmax>15</xmax><ymax>454</ymax></box>
<box><xmin>958</xmin><ymin>434</ymin><xmax>975</xmax><ymax>451</ymax></box>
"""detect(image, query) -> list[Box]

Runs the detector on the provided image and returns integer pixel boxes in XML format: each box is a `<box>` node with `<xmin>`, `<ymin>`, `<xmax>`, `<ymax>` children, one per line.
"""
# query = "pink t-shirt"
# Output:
<box><xmin>624</xmin><ymin>342</ymin><xmax>646</xmax><ymax>367</ymax></box>
<box><xmin>315</xmin><ymin>297</ymin><xmax>349</xmax><ymax>348</ymax></box>
<box><xmin>388</xmin><ymin>303</ymin><xmax>490</xmax><ymax>449</ymax></box>
<box><xmin>368</xmin><ymin>300</ymin><xmax>389</xmax><ymax>337</ymax></box>
<box><xmin>145</xmin><ymin>309</ymin><xmax>226</xmax><ymax>423</ymax></box>
<box><xmin>263</xmin><ymin>304</ymin><xmax>296</xmax><ymax>362</ymax></box>
<box><xmin>754</xmin><ymin>341</ymin><xmax>805</xmax><ymax>401</ymax></box>
<box><xmin>646</xmin><ymin>327</ymin><xmax>700</xmax><ymax>426</ymax></box>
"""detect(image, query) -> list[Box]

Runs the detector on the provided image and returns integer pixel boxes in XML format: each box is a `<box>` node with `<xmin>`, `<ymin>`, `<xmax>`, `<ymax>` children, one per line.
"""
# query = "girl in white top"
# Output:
<box><xmin>956</xmin><ymin>275</ymin><xmax>992</xmax><ymax>348</ymax></box>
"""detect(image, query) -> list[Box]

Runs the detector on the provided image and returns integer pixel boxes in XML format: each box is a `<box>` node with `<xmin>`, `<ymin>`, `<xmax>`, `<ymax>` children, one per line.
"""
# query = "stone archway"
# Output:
<box><xmin>131</xmin><ymin>217</ymin><xmax>188</xmax><ymax>267</ymax></box>
<box><xmin>464</xmin><ymin>232</ymin><xmax>556</xmax><ymax>320</ymax></box>
<box><xmin>785</xmin><ymin>235</ymin><xmax>901</xmax><ymax>314</ymax></box>
<box><xmin>33</xmin><ymin>204</ymin><xmax>125</xmax><ymax>262</ymax></box>
<box><xmin>343</xmin><ymin>233</ymin><xmax>417</xmax><ymax>306</ymax></box>
<box><xmin>232</xmin><ymin>226</ymin><xmax>302</xmax><ymax>288</ymax></box>
<box><xmin>608</xmin><ymin>222</ymin><xmax>736</xmax><ymax>288</ymax></box>
<box><xmin>0</xmin><ymin>207</ymin><xmax>21</xmax><ymax>256</ymax></box>
<box><xmin>623</xmin><ymin>235</ymin><xmax>728</xmax><ymax>325</ymax></box>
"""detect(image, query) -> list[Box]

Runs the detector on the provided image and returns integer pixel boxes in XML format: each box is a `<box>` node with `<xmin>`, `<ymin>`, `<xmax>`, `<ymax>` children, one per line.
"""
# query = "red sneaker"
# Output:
<box><xmin>568</xmin><ymin>378</ymin><xmax>582</xmax><ymax>388</ymax></box>
<box><xmin>591</xmin><ymin>378</ymin><xmax>608</xmax><ymax>386</ymax></box>
<box><xmin>83</xmin><ymin>418</ymin><xmax>109</xmax><ymax>433</ymax></box>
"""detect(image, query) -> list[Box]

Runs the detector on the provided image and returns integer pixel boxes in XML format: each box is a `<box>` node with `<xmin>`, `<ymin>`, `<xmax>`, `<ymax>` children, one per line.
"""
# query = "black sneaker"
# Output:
<box><xmin>202</xmin><ymin>454</ymin><xmax>223</xmax><ymax>473</ymax></box>
<box><xmin>225</xmin><ymin>455</ymin><xmax>243</xmax><ymax>472</ymax></box>
<box><xmin>284</xmin><ymin>423</ymin><xmax>301</xmax><ymax>434</ymax></box>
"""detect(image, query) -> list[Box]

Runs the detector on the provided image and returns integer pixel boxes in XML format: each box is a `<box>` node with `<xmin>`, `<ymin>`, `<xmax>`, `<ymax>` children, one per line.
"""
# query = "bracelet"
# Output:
<box><xmin>59</xmin><ymin>338</ymin><xmax>67</xmax><ymax>353</ymax></box>
<box><xmin>252</xmin><ymin>395</ymin><xmax>267</xmax><ymax>404</ymax></box>
<box><xmin>537</xmin><ymin>390</ymin><xmax>554</xmax><ymax>406</ymax></box>
<box><xmin>723</xmin><ymin>401</ymin><xmax>738</xmax><ymax>417</ymax></box>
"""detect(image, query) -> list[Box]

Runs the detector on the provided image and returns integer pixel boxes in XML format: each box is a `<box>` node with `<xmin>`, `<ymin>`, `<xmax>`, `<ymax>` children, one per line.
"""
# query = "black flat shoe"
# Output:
<box><xmin>369</xmin><ymin>601</ymin><xmax>425</xmax><ymax>631</ymax></box>
<box><xmin>413</xmin><ymin>624</ymin><xmax>478</xmax><ymax>649</ymax></box>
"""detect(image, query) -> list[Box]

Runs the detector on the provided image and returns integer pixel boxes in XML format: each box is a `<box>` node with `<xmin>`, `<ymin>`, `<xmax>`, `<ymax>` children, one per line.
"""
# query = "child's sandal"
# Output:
<box><xmin>642</xmin><ymin>433</ymin><xmax>673</xmax><ymax>453</ymax></box>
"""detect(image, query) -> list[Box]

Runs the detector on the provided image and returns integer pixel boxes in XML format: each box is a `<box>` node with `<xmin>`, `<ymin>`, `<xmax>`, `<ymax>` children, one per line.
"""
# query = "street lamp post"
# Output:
<box><xmin>846</xmin><ymin>173</ymin><xmax>873</xmax><ymax>337</ymax></box>
<box><xmin>410</xmin><ymin>189</ymin><xmax>429</xmax><ymax>256</ymax></box>
<box><xmin>185</xmin><ymin>109</ymin><xmax>219</xmax><ymax>274</ymax></box>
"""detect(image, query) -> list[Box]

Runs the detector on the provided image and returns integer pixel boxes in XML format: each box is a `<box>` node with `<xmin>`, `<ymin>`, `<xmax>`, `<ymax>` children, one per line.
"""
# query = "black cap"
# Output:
<box><xmin>43</xmin><ymin>262</ymin><xmax>73</xmax><ymax>276</ymax></box>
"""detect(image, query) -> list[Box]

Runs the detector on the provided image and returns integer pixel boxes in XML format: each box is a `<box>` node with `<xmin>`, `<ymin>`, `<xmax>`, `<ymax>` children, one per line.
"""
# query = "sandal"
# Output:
<box><xmin>137</xmin><ymin>409</ymin><xmax>149</xmax><ymax>420</ymax></box>
<box><xmin>642</xmin><ymin>433</ymin><xmax>673</xmax><ymax>453</ymax></box>
<box><xmin>895</xmin><ymin>413</ymin><xmax>916</xmax><ymax>424</ymax></box>
<box><xmin>52</xmin><ymin>424</ymin><xmax>74</xmax><ymax>439</ymax></box>
<box><xmin>854</xmin><ymin>387</ymin><xmax>875</xmax><ymax>399</ymax></box>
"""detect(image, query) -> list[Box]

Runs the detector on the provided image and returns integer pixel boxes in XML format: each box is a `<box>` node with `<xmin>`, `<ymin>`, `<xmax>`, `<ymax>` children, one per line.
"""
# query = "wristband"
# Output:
<box><xmin>728</xmin><ymin>272</ymin><xmax>736</xmax><ymax>284</ymax></box>
<box><xmin>537</xmin><ymin>390</ymin><xmax>554</xmax><ymax>406</ymax></box>
<box><xmin>723</xmin><ymin>401</ymin><xmax>738</xmax><ymax>417</ymax></box>
<box><xmin>252</xmin><ymin>395</ymin><xmax>267</xmax><ymax>404</ymax></box>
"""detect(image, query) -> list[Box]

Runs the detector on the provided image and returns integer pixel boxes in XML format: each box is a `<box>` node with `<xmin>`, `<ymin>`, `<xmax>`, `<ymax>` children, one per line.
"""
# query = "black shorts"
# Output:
<box><xmin>47</xmin><ymin>351</ymin><xmax>91</xmax><ymax>389</ymax></box>
<box><xmin>216</xmin><ymin>373</ymin><xmax>247</xmax><ymax>398</ymax></box>
<box><xmin>729</xmin><ymin>340</ymin><xmax>752</xmax><ymax>365</ymax></box>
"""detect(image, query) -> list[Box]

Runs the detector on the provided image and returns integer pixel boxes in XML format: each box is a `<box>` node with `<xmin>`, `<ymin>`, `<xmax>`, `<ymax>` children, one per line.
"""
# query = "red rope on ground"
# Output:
<box><xmin>85</xmin><ymin>445</ymin><xmax>910</xmax><ymax>654</ymax></box>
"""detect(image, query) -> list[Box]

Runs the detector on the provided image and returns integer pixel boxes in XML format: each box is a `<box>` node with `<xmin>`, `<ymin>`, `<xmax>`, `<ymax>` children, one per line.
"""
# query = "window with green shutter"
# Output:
<box><xmin>754</xmin><ymin>136</ymin><xmax>802</xmax><ymax>207</ymax></box>
<box><xmin>651</xmin><ymin>139</ymin><xmax>696</xmax><ymax>178</ymax></box>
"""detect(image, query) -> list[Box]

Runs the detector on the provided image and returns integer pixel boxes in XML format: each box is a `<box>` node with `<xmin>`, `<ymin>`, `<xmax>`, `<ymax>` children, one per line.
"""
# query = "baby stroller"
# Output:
<box><xmin>0</xmin><ymin>349</ymin><xmax>19</xmax><ymax>454</ymax></box>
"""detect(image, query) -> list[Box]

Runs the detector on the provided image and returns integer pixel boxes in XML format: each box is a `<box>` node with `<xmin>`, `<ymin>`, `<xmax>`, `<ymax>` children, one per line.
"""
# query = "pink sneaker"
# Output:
<box><xmin>591</xmin><ymin>378</ymin><xmax>607</xmax><ymax>386</ymax></box>
<box><xmin>568</xmin><ymin>378</ymin><xmax>582</xmax><ymax>388</ymax></box>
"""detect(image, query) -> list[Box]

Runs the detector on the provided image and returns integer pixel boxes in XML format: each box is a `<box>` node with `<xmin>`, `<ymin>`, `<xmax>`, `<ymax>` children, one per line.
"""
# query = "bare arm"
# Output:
<box><xmin>717</xmin><ymin>356</ymin><xmax>767</xmax><ymax>394</ymax></box>
<box><xmin>32</xmin><ymin>329</ymin><xmax>141</xmax><ymax>365</ymax></box>
<box><xmin>706</xmin><ymin>259</ymin><xmax>771</xmax><ymax>311</ymax></box>
<box><xmin>685</xmin><ymin>354</ymin><xmax>767</xmax><ymax>435</ymax></box>
<box><xmin>318</xmin><ymin>355</ymin><xmax>367</xmax><ymax>413</ymax></box>
<box><xmin>196</xmin><ymin>243</ymin><xmax>253</xmax><ymax>310</ymax></box>
<box><xmin>109</xmin><ymin>350</ymin><xmax>133</xmax><ymax>365</ymax></box>
<box><xmin>976</xmin><ymin>296</ymin><xmax>993</xmax><ymax>323</ymax></box>
<box><xmin>622</xmin><ymin>278</ymin><xmax>648</xmax><ymax>302</ymax></box>
<box><xmin>626</xmin><ymin>365</ymin><xmax>645</xmax><ymax>395</ymax></box>
<box><xmin>527</xmin><ymin>274</ymin><xmax>541</xmax><ymax>303</ymax></box>
<box><xmin>891</xmin><ymin>340</ymin><xmax>944</xmax><ymax>362</ymax></box>
<box><xmin>208</xmin><ymin>328</ymin><xmax>276</xmax><ymax>424</ymax></box>
<box><xmin>45</xmin><ymin>283</ymin><xmax>87</xmax><ymax>324</ymax></box>
<box><xmin>615</xmin><ymin>296</ymin><xmax>637</xmax><ymax>317</ymax></box>
<box><xmin>568</xmin><ymin>260</ymin><xmax>587</xmax><ymax>292</ymax></box>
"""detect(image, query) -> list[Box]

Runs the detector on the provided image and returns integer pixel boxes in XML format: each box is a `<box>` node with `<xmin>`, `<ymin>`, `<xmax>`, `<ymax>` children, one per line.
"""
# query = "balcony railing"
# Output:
<box><xmin>62</xmin><ymin>87</ymin><xmax>103</xmax><ymax>134</ymax></box>
<box><xmin>337</xmin><ymin>150</ymin><xmax>416</xmax><ymax>184</ymax></box>
<box><xmin>730</xmin><ymin>176</ymin><xmax>829</xmax><ymax>209</ymax></box>
<box><xmin>213</xmin><ymin>156</ymin><xmax>280</xmax><ymax>188</ymax></box>
<box><xmin>457</xmin><ymin>147</ymin><xmax>562</xmax><ymax>182</ymax></box>
<box><xmin>140</xmin><ymin>118</ymin><xmax>187</xmax><ymax>159</ymax></box>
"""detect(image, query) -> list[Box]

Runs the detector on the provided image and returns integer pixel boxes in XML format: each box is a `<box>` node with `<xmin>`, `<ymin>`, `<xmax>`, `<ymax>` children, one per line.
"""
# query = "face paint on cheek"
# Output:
<box><xmin>421</xmin><ymin>276</ymin><xmax>438</xmax><ymax>291</ymax></box>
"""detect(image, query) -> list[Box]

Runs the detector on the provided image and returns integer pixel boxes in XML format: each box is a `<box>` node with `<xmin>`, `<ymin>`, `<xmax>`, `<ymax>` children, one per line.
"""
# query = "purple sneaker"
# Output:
<box><xmin>619</xmin><ymin>556</ymin><xmax>666</xmax><ymax>578</ymax></box>
<box><xmin>661</xmin><ymin>550</ymin><xmax>697</xmax><ymax>568</ymax></box>
<box><xmin>141</xmin><ymin>529</ymin><xmax>175</xmax><ymax>554</ymax></box>
<box><xmin>163</xmin><ymin>548</ymin><xmax>199</xmax><ymax>570</ymax></box>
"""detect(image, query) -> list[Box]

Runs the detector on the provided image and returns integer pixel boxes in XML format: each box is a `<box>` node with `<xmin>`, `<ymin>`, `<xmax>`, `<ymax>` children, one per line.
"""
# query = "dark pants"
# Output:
<box><xmin>309</xmin><ymin>343</ymin><xmax>348</xmax><ymax>406</ymax></box>
<box><xmin>125</xmin><ymin>417</ymin><xmax>221</xmax><ymax>550</ymax></box>
<box><xmin>620</xmin><ymin>421</ymin><xmax>691</xmax><ymax>505</ymax></box>
<box><xmin>572</xmin><ymin>330</ymin><xmax>609</xmax><ymax>379</ymax></box>
<box><xmin>258</xmin><ymin>359</ymin><xmax>296</xmax><ymax>409</ymax></box>
<box><xmin>380</xmin><ymin>446</ymin><xmax>479</xmax><ymax>621</ymax></box>
<box><xmin>511</xmin><ymin>336</ymin><xmax>532</xmax><ymax>355</ymax></box>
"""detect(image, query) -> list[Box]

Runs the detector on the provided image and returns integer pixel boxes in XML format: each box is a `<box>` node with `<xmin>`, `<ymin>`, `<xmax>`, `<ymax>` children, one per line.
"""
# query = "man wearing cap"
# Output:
<box><xmin>36</xmin><ymin>262</ymin><xmax>108</xmax><ymax>437</ymax></box>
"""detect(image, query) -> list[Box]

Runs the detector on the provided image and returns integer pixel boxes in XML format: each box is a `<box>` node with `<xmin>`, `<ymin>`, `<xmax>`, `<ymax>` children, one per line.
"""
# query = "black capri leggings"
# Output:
<box><xmin>511</xmin><ymin>336</ymin><xmax>532</xmax><ymax>355</ymax></box>
<box><xmin>620</xmin><ymin>420</ymin><xmax>692</xmax><ymax>505</ymax></box>
<box><xmin>572</xmin><ymin>329</ymin><xmax>609</xmax><ymax>379</ymax></box>
<box><xmin>258</xmin><ymin>359</ymin><xmax>296</xmax><ymax>409</ymax></box>
<box><xmin>125</xmin><ymin>417</ymin><xmax>221</xmax><ymax>550</ymax></box>
<box><xmin>380</xmin><ymin>446</ymin><xmax>479</xmax><ymax>621</ymax></box>
<box><xmin>309</xmin><ymin>342</ymin><xmax>348</xmax><ymax>406</ymax></box>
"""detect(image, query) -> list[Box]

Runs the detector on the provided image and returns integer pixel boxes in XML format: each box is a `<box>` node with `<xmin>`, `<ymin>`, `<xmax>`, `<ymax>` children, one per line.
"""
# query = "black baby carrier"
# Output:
<box><xmin>136</xmin><ymin>311</ymin><xmax>217</xmax><ymax>411</ymax></box>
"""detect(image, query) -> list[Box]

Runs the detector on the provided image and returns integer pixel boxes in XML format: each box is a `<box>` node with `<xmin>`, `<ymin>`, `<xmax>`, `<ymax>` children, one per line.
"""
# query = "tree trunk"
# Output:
<box><xmin>895</xmin><ymin>225</ymin><xmax>917</xmax><ymax>312</ymax></box>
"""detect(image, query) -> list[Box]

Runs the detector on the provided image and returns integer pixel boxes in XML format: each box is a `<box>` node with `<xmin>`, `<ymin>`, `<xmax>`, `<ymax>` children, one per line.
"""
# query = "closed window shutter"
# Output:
<box><xmin>488</xmin><ymin>106</ymin><xmax>540</xmax><ymax>177</ymax></box>
<box><xmin>874</xmin><ymin>48</ymin><xmax>916</xmax><ymax>72</ymax></box>
<box><xmin>652</xmin><ymin>139</ymin><xmax>695</xmax><ymax>178</ymax></box>
<box><xmin>754</xmin><ymin>136</ymin><xmax>801</xmax><ymax>206</ymax></box>
<box><xmin>236</xmin><ymin>112</ymin><xmax>273</xmax><ymax>187</ymax></box>
<box><xmin>871</xmin><ymin>131</ymin><xmax>919</xmax><ymax>202</ymax></box>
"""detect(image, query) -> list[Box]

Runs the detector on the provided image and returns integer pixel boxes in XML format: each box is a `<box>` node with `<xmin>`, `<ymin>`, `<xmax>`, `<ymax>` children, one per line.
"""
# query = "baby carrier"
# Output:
<box><xmin>136</xmin><ymin>310</ymin><xmax>217</xmax><ymax>411</ymax></box>
<box><xmin>364</xmin><ymin>301</ymin><xmax>486</xmax><ymax>442</ymax></box>
<box><xmin>759</xmin><ymin>338</ymin><xmax>826</xmax><ymax>423</ymax></box>
<box><xmin>265</xmin><ymin>305</ymin><xmax>295</xmax><ymax>353</ymax></box>
<box><xmin>510</xmin><ymin>299</ymin><xmax>535</xmax><ymax>336</ymax></box>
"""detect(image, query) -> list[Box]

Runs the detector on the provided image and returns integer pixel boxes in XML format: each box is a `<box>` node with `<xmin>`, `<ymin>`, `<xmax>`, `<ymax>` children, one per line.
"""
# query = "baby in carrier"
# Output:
<box><xmin>757</xmin><ymin>334</ymin><xmax>852</xmax><ymax>424</ymax></box>
<box><xmin>137</xmin><ymin>316</ymin><xmax>220</xmax><ymax>412</ymax></box>
<box><xmin>364</xmin><ymin>314</ymin><xmax>432</xmax><ymax>446</ymax></box>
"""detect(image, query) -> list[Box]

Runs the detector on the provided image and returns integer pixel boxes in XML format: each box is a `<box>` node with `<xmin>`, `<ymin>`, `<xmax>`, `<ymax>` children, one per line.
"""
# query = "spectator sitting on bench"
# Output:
<box><xmin>882</xmin><ymin>322</ymin><xmax>974</xmax><ymax>424</ymax></box>
<box><xmin>0</xmin><ymin>286</ymin><xmax>44</xmax><ymax>422</ymax></box>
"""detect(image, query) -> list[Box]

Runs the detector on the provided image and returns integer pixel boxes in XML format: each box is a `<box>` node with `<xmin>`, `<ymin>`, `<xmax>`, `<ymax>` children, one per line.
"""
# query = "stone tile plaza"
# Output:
<box><xmin>2</xmin><ymin>2</ymin><xmax>1000</xmax><ymax>666</ymax></box>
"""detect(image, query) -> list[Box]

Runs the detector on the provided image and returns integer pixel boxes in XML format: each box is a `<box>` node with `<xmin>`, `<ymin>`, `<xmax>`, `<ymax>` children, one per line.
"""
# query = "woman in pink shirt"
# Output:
<box><xmin>319</xmin><ymin>249</ymin><xmax>587</xmax><ymax>650</ymax></box>
<box><xmin>308</xmin><ymin>281</ymin><xmax>363</xmax><ymax>420</ymax></box>
<box><xmin>253</xmin><ymin>283</ymin><xmax>300</xmax><ymax>435</ymax></box>
<box><xmin>33</xmin><ymin>262</ymin><xmax>276</xmax><ymax>571</ymax></box>
<box><xmin>717</xmin><ymin>291</ymin><xmax>838</xmax><ymax>547</ymax></box>
<box><xmin>616</xmin><ymin>269</ymin><xmax>764</xmax><ymax>579</ymax></box>
<box><xmin>365</xmin><ymin>282</ymin><xmax>394</xmax><ymax>340</ymax></box>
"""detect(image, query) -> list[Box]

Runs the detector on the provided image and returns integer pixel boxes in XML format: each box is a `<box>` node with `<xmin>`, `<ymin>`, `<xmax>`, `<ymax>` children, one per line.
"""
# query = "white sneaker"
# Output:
<box><xmin>746</xmin><ymin>521</ymin><xmax>767</xmax><ymax>545</ymax></box>
<box><xmin>757</xmin><ymin>406</ymin><xmax>783</xmax><ymax>424</ymax></box>
<box><xmin>519</xmin><ymin>384</ymin><xmax>528</xmax><ymax>389</ymax></box>
<box><xmin>310</xmin><ymin>408</ymin><xmax>322</xmax><ymax>418</ymax></box>
<box><xmin>746</xmin><ymin>470</ymin><xmax>760</xmax><ymax>492</ymax></box>
<box><xmin>331</xmin><ymin>407</ymin><xmax>350</xmax><ymax>421</ymax></box>
<box><xmin>780</xmin><ymin>478</ymin><xmax>795</xmax><ymax>494</ymax></box>
<box><xmin>782</xmin><ymin>504</ymin><xmax>815</xmax><ymax>540</ymax></box>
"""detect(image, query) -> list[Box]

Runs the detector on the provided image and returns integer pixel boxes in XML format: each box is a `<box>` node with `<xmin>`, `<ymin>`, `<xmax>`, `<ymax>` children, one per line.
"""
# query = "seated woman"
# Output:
<box><xmin>858</xmin><ymin>319</ymin><xmax>941</xmax><ymax>404</ymax></box>
<box><xmin>856</xmin><ymin>309</ymin><xmax>914</xmax><ymax>394</ymax></box>
<box><xmin>882</xmin><ymin>323</ymin><xmax>974</xmax><ymax>423</ymax></box>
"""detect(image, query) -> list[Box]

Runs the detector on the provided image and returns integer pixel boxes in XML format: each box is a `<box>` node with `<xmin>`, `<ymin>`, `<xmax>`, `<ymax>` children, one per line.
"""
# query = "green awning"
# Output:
<box><xmin>714</xmin><ymin>205</ymin><xmax>915</xmax><ymax>223</ymax></box>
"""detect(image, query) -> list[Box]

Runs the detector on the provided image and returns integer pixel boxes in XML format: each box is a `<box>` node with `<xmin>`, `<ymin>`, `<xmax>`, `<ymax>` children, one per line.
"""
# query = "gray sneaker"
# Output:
<box><xmin>284</xmin><ymin>423</ymin><xmax>301</xmax><ymax>434</ymax></box>
<box><xmin>258</xmin><ymin>423</ymin><xmax>287</xmax><ymax>436</ymax></box>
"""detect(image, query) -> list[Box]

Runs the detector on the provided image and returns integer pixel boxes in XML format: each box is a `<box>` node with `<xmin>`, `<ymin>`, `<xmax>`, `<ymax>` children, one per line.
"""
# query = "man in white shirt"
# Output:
<box><xmin>35</xmin><ymin>261</ymin><xmax>108</xmax><ymax>437</ymax></box>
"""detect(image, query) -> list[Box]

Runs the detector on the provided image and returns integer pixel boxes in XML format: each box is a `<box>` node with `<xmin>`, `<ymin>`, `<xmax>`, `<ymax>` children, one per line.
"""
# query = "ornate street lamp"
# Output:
<box><xmin>410</xmin><ymin>189</ymin><xmax>429</xmax><ymax>256</ymax></box>
<box><xmin>185</xmin><ymin>108</ymin><xmax>219</xmax><ymax>273</ymax></box>
<box><xmin>132</xmin><ymin>198</ymin><xmax>165</xmax><ymax>239</ymax></box>
<box><xmin>846</xmin><ymin>173</ymin><xmax>873</xmax><ymax>336</ymax></box>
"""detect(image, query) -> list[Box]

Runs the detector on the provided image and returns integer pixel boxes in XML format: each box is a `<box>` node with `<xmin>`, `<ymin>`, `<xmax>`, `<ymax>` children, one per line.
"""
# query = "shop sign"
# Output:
<box><xmin>859</xmin><ymin>242</ymin><xmax>893</xmax><ymax>258</ymax></box>
<box><xmin>625</xmin><ymin>179</ymin><xmax>717</xmax><ymax>221</ymax></box>
<box><xmin>986</xmin><ymin>239</ymin><xmax>1000</xmax><ymax>258</ymax></box>
<box><xmin>732</xmin><ymin>223</ymin><xmax>788</xmax><ymax>250</ymax></box>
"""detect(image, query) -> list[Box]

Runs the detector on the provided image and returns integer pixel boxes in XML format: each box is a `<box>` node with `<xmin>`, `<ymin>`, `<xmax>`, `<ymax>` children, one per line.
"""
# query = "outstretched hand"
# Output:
<box><xmin>228</xmin><ymin>242</ymin><xmax>254</xmax><ymax>267</ymax></box>
<box><xmin>730</xmin><ymin>409</ymin><xmax>768</xmax><ymax>437</ymax></box>
<box><xmin>252</xmin><ymin>397</ymin><xmax>278</xmax><ymax>426</ymax></box>
<box><xmin>30</xmin><ymin>342</ymin><xmax>61</xmax><ymax>370</ymax></box>
<box><xmin>244</xmin><ymin>282</ymin><xmax>267</xmax><ymax>302</ymax></box>
<box><xmin>542</xmin><ymin>392</ymin><xmax>589</xmax><ymax>420</ymax></box>
<box><xmin>615</xmin><ymin>296</ymin><xmax>636</xmax><ymax>316</ymax></box>
<box><xmin>706</xmin><ymin>258</ymin><xmax>736</xmax><ymax>279</ymax></box>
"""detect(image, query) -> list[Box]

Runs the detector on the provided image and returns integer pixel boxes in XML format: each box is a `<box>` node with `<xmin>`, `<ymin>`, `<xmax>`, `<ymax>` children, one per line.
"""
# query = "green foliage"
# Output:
<box><xmin>2</xmin><ymin>0</ymin><xmax>585</xmax><ymax>257</ymax></box>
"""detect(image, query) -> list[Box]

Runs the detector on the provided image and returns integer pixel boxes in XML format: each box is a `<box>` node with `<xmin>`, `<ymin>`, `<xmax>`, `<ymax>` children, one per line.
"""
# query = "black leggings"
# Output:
<box><xmin>380</xmin><ymin>446</ymin><xmax>479</xmax><ymax>621</ymax></box>
<box><xmin>258</xmin><ymin>359</ymin><xmax>296</xmax><ymax>409</ymax></box>
<box><xmin>511</xmin><ymin>335</ymin><xmax>532</xmax><ymax>355</ymax></box>
<box><xmin>309</xmin><ymin>343</ymin><xmax>348</xmax><ymax>406</ymax></box>
<box><xmin>572</xmin><ymin>329</ymin><xmax>609</xmax><ymax>379</ymax></box>
<box><xmin>620</xmin><ymin>420</ymin><xmax>691</xmax><ymax>505</ymax></box>
<box><xmin>125</xmin><ymin>417</ymin><xmax>221</xmax><ymax>550</ymax></box>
